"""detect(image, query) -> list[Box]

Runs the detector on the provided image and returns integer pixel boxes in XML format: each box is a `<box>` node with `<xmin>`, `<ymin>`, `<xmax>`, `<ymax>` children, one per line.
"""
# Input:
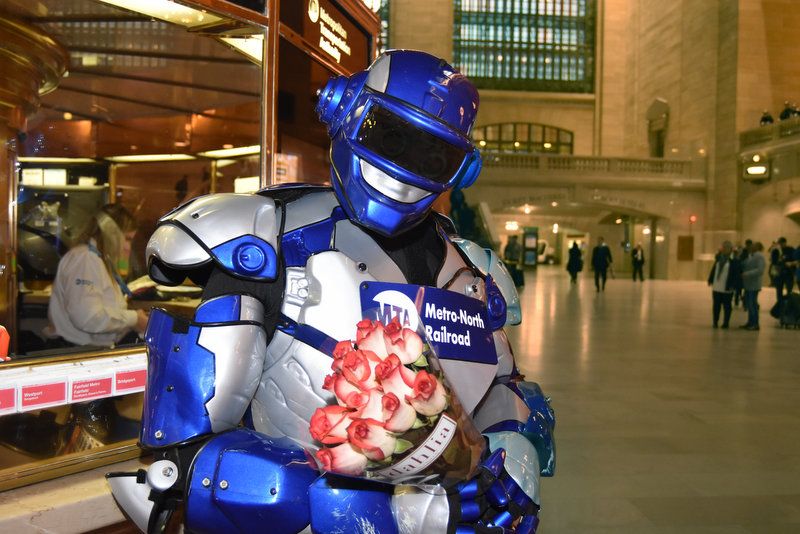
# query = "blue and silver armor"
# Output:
<box><xmin>108</xmin><ymin>50</ymin><xmax>554</xmax><ymax>534</ymax></box>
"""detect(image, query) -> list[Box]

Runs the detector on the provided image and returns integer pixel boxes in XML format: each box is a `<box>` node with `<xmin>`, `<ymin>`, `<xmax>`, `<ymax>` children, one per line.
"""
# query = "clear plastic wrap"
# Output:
<box><xmin>307</xmin><ymin>312</ymin><xmax>486</xmax><ymax>487</ymax></box>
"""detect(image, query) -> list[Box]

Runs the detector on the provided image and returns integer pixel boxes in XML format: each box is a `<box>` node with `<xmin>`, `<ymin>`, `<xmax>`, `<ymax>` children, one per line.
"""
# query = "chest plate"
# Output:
<box><xmin>251</xmin><ymin>196</ymin><xmax>498</xmax><ymax>445</ymax></box>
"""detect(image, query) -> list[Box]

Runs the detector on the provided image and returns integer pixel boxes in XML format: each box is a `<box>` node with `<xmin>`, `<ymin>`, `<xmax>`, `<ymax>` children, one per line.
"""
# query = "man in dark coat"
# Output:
<box><xmin>591</xmin><ymin>236</ymin><xmax>613</xmax><ymax>292</ymax></box>
<box><xmin>631</xmin><ymin>243</ymin><xmax>645</xmax><ymax>282</ymax></box>
<box><xmin>707</xmin><ymin>240</ymin><xmax>743</xmax><ymax>329</ymax></box>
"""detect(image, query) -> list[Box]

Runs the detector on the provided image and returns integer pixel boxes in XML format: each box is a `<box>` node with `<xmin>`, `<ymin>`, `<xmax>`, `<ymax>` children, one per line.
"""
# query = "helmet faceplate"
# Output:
<box><xmin>316</xmin><ymin>50</ymin><xmax>482</xmax><ymax>237</ymax></box>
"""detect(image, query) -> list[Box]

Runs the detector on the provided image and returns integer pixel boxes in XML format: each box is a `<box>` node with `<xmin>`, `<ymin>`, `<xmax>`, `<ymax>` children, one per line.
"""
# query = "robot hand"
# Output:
<box><xmin>448</xmin><ymin>448</ymin><xmax>539</xmax><ymax>534</ymax></box>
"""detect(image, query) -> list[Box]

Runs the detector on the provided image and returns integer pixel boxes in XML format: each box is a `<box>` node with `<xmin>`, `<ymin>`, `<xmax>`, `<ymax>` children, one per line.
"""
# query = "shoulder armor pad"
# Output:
<box><xmin>146</xmin><ymin>193</ymin><xmax>281</xmax><ymax>284</ymax></box>
<box><xmin>452</xmin><ymin>238</ymin><xmax>522</xmax><ymax>325</ymax></box>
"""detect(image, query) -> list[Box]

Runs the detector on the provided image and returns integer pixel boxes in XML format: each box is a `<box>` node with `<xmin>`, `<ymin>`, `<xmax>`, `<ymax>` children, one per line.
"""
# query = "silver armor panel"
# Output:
<box><xmin>283</xmin><ymin>190</ymin><xmax>340</xmax><ymax>231</ymax></box>
<box><xmin>391</xmin><ymin>486</ymin><xmax>450</xmax><ymax>534</ymax></box>
<box><xmin>252</xmin><ymin>331</ymin><xmax>335</xmax><ymax>447</ymax></box>
<box><xmin>452</xmin><ymin>238</ymin><xmax>522</xmax><ymax>325</ymax></box>
<box><xmin>147</xmin><ymin>224</ymin><xmax>210</xmax><ymax>267</ymax></box>
<box><xmin>146</xmin><ymin>193</ymin><xmax>280</xmax><ymax>270</ymax></box>
<box><xmin>493</xmin><ymin>329</ymin><xmax>516</xmax><ymax>377</ymax></box>
<box><xmin>472</xmin><ymin>384</ymin><xmax>531</xmax><ymax>433</ymax></box>
<box><xmin>253</xmin><ymin>252</ymin><xmax>376</xmax><ymax>446</ymax></box>
<box><xmin>199</xmin><ymin>323</ymin><xmax>267</xmax><ymax>433</ymax></box>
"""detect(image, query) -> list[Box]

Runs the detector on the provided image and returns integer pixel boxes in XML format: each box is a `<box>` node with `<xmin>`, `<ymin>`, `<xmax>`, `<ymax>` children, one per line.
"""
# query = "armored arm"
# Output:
<box><xmin>446</xmin><ymin>238</ymin><xmax>556</xmax><ymax>532</ymax></box>
<box><xmin>109</xmin><ymin>193</ymin><xmax>289</xmax><ymax>531</ymax></box>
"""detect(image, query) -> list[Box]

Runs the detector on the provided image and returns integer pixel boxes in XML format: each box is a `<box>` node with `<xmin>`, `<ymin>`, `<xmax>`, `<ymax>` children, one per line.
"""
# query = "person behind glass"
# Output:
<box><xmin>707</xmin><ymin>240</ymin><xmax>742</xmax><ymax>329</ymax></box>
<box><xmin>591</xmin><ymin>236</ymin><xmax>613</xmax><ymax>292</ymax></box>
<box><xmin>631</xmin><ymin>243</ymin><xmax>645</xmax><ymax>282</ymax></box>
<box><xmin>566</xmin><ymin>241</ymin><xmax>583</xmax><ymax>284</ymax></box>
<box><xmin>46</xmin><ymin>204</ymin><xmax>148</xmax><ymax>347</ymax></box>
<box><xmin>760</xmin><ymin>109</ymin><xmax>774</xmax><ymax>126</ymax></box>
<box><xmin>770</xmin><ymin>237</ymin><xmax>795</xmax><ymax>305</ymax></box>
<box><xmin>740</xmin><ymin>241</ymin><xmax>765</xmax><ymax>331</ymax></box>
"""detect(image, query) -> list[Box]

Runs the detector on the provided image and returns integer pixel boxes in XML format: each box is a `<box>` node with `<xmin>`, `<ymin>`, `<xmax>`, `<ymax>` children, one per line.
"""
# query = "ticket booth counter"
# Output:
<box><xmin>0</xmin><ymin>0</ymin><xmax>379</xmax><ymax>529</ymax></box>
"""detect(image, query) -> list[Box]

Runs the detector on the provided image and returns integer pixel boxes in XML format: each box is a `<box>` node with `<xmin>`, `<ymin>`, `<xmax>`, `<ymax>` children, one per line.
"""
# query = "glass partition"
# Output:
<box><xmin>2</xmin><ymin>0</ymin><xmax>264</xmax><ymax>359</ymax></box>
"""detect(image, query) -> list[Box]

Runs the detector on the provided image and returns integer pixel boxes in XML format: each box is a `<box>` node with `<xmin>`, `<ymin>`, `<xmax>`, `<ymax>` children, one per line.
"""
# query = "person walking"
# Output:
<box><xmin>707</xmin><ymin>241</ymin><xmax>742</xmax><ymax>329</ymax></box>
<box><xmin>591</xmin><ymin>236</ymin><xmax>613</xmax><ymax>292</ymax></box>
<box><xmin>566</xmin><ymin>241</ymin><xmax>583</xmax><ymax>284</ymax></box>
<box><xmin>631</xmin><ymin>243</ymin><xmax>645</xmax><ymax>282</ymax></box>
<box><xmin>740</xmin><ymin>241</ymin><xmax>766</xmax><ymax>330</ymax></box>
<box><xmin>770</xmin><ymin>237</ymin><xmax>795</xmax><ymax>305</ymax></box>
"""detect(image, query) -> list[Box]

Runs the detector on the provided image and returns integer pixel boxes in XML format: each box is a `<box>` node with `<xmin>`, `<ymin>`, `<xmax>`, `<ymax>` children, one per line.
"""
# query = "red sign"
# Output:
<box><xmin>116</xmin><ymin>369</ymin><xmax>147</xmax><ymax>392</ymax></box>
<box><xmin>72</xmin><ymin>377</ymin><xmax>113</xmax><ymax>402</ymax></box>
<box><xmin>0</xmin><ymin>387</ymin><xmax>15</xmax><ymax>413</ymax></box>
<box><xmin>21</xmin><ymin>381</ymin><xmax>67</xmax><ymax>409</ymax></box>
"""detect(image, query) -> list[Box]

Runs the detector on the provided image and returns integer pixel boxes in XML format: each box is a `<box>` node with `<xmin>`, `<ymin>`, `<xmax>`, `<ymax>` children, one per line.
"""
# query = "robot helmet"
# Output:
<box><xmin>316</xmin><ymin>50</ymin><xmax>482</xmax><ymax>236</ymax></box>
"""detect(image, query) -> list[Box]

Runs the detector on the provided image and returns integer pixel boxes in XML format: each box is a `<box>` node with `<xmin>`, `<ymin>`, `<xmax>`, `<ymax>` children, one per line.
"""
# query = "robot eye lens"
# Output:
<box><xmin>421</xmin><ymin>152</ymin><xmax>447</xmax><ymax>179</ymax></box>
<box><xmin>357</xmin><ymin>104</ymin><xmax>467</xmax><ymax>184</ymax></box>
<box><xmin>380</xmin><ymin>129</ymin><xmax>407</xmax><ymax>157</ymax></box>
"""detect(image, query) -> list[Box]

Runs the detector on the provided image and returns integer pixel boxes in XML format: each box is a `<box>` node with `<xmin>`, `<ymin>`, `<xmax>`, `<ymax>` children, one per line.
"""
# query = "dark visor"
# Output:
<box><xmin>357</xmin><ymin>105</ymin><xmax>467</xmax><ymax>184</ymax></box>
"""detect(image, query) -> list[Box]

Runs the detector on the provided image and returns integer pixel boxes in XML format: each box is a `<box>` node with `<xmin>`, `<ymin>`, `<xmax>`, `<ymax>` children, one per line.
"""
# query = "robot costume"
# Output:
<box><xmin>108</xmin><ymin>50</ymin><xmax>555</xmax><ymax>534</ymax></box>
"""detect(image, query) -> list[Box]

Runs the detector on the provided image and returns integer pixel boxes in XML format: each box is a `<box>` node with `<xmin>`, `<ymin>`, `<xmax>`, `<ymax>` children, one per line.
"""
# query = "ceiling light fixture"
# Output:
<box><xmin>198</xmin><ymin>145</ymin><xmax>261</xmax><ymax>159</ymax></box>
<box><xmin>96</xmin><ymin>0</ymin><xmax>222</xmax><ymax>29</ymax></box>
<box><xmin>18</xmin><ymin>157</ymin><xmax>97</xmax><ymax>163</ymax></box>
<box><xmin>106</xmin><ymin>154</ymin><xmax>196</xmax><ymax>163</ymax></box>
<box><xmin>220</xmin><ymin>34</ymin><xmax>264</xmax><ymax>65</ymax></box>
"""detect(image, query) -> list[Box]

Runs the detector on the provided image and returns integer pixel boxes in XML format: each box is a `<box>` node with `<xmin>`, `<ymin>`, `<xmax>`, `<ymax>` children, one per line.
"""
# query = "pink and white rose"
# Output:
<box><xmin>353</xmin><ymin>388</ymin><xmax>385</xmax><ymax>421</ymax></box>
<box><xmin>346</xmin><ymin>418</ymin><xmax>397</xmax><ymax>461</ymax></box>
<box><xmin>316</xmin><ymin>442</ymin><xmax>368</xmax><ymax>476</ymax></box>
<box><xmin>381</xmin><ymin>392</ymin><xmax>418</xmax><ymax>433</ymax></box>
<box><xmin>323</xmin><ymin>373</ymin><xmax>365</xmax><ymax>407</ymax></box>
<box><xmin>331</xmin><ymin>340</ymin><xmax>354</xmax><ymax>372</ymax></box>
<box><xmin>309</xmin><ymin>405</ymin><xmax>355</xmax><ymax>445</ymax></box>
<box><xmin>355</xmin><ymin>320</ymin><xmax>389</xmax><ymax>359</ymax></box>
<box><xmin>375</xmin><ymin>354</ymin><xmax>417</xmax><ymax>400</ymax></box>
<box><xmin>341</xmin><ymin>349</ymin><xmax>382</xmax><ymax>389</ymax></box>
<box><xmin>406</xmin><ymin>370</ymin><xmax>447</xmax><ymax>416</ymax></box>
<box><xmin>384</xmin><ymin>326</ymin><xmax>424</xmax><ymax>365</ymax></box>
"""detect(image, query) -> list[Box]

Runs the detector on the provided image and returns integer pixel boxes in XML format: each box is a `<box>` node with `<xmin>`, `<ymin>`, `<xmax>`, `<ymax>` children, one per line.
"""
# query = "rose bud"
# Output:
<box><xmin>353</xmin><ymin>388</ymin><xmax>385</xmax><ymax>421</ymax></box>
<box><xmin>346</xmin><ymin>418</ymin><xmax>397</xmax><ymax>461</ymax></box>
<box><xmin>381</xmin><ymin>392</ymin><xmax>418</xmax><ymax>433</ymax></box>
<box><xmin>332</xmin><ymin>341</ymin><xmax>354</xmax><ymax>370</ymax></box>
<box><xmin>406</xmin><ymin>370</ymin><xmax>447</xmax><ymax>416</ymax></box>
<box><xmin>343</xmin><ymin>390</ymin><xmax>369</xmax><ymax>409</ymax></box>
<box><xmin>341</xmin><ymin>349</ymin><xmax>382</xmax><ymax>389</ymax></box>
<box><xmin>384</xmin><ymin>317</ymin><xmax>403</xmax><ymax>342</ymax></box>
<box><xmin>333</xmin><ymin>340</ymin><xmax>354</xmax><ymax>360</ymax></box>
<box><xmin>316</xmin><ymin>443</ymin><xmax>368</xmax><ymax>476</ymax></box>
<box><xmin>309</xmin><ymin>405</ymin><xmax>355</xmax><ymax>445</ymax></box>
<box><xmin>383</xmin><ymin>327</ymin><xmax>424</xmax><ymax>365</ymax></box>
<box><xmin>375</xmin><ymin>354</ymin><xmax>416</xmax><ymax>400</ymax></box>
<box><xmin>355</xmin><ymin>320</ymin><xmax>389</xmax><ymax>359</ymax></box>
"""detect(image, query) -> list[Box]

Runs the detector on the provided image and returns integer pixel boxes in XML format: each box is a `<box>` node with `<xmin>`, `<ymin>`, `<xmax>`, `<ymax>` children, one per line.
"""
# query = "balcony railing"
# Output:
<box><xmin>482</xmin><ymin>153</ymin><xmax>692</xmax><ymax>175</ymax></box>
<box><xmin>740</xmin><ymin>116</ymin><xmax>800</xmax><ymax>149</ymax></box>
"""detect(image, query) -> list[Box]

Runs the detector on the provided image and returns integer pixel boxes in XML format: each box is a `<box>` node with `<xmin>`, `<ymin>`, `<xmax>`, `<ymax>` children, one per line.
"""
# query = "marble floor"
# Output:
<box><xmin>506</xmin><ymin>268</ymin><xmax>800</xmax><ymax>534</ymax></box>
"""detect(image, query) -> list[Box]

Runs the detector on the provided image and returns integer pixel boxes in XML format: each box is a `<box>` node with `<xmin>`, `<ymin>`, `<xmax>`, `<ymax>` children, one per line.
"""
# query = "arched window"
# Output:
<box><xmin>453</xmin><ymin>0</ymin><xmax>596</xmax><ymax>93</ymax></box>
<box><xmin>472</xmin><ymin>122</ymin><xmax>574</xmax><ymax>153</ymax></box>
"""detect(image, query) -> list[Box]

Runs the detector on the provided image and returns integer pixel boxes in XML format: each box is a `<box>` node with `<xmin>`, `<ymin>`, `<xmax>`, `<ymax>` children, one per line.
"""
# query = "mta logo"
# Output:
<box><xmin>371</xmin><ymin>290</ymin><xmax>419</xmax><ymax>331</ymax></box>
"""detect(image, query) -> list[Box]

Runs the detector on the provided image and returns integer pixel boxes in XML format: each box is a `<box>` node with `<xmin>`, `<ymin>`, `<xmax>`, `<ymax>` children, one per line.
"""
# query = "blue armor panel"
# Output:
<box><xmin>186</xmin><ymin>429</ymin><xmax>317</xmax><ymax>534</ymax></box>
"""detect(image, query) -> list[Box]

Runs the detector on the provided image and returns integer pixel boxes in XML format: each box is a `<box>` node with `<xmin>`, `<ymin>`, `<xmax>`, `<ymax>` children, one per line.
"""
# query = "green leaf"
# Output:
<box><xmin>394</xmin><ymin>438</ymin><xmax>414</xmax><ymax>454</ymax></box>
<box><xmin>413</xmin><ymin>354</ymin><xmax>429</xmax><ymax>367</ymax></box>
<box><xmin>412</xmin><ymin>417</ymin><xmax>427</xmax><ymax>429</ymax></box>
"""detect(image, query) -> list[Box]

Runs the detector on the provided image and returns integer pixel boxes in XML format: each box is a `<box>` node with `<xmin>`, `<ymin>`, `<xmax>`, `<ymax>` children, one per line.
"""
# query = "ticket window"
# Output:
<box><xmin>3</xmin><ymin>0</ymin><xmax>263</xmax><ymax>358</ymax></box>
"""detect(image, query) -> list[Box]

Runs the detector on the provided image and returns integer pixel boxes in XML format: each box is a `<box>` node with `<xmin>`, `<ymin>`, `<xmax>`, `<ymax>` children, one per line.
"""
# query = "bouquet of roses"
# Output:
<box><xmin>308</xmin><ymin>316</ymin><xmax>484</xmax><ymax>486</ymax></box>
